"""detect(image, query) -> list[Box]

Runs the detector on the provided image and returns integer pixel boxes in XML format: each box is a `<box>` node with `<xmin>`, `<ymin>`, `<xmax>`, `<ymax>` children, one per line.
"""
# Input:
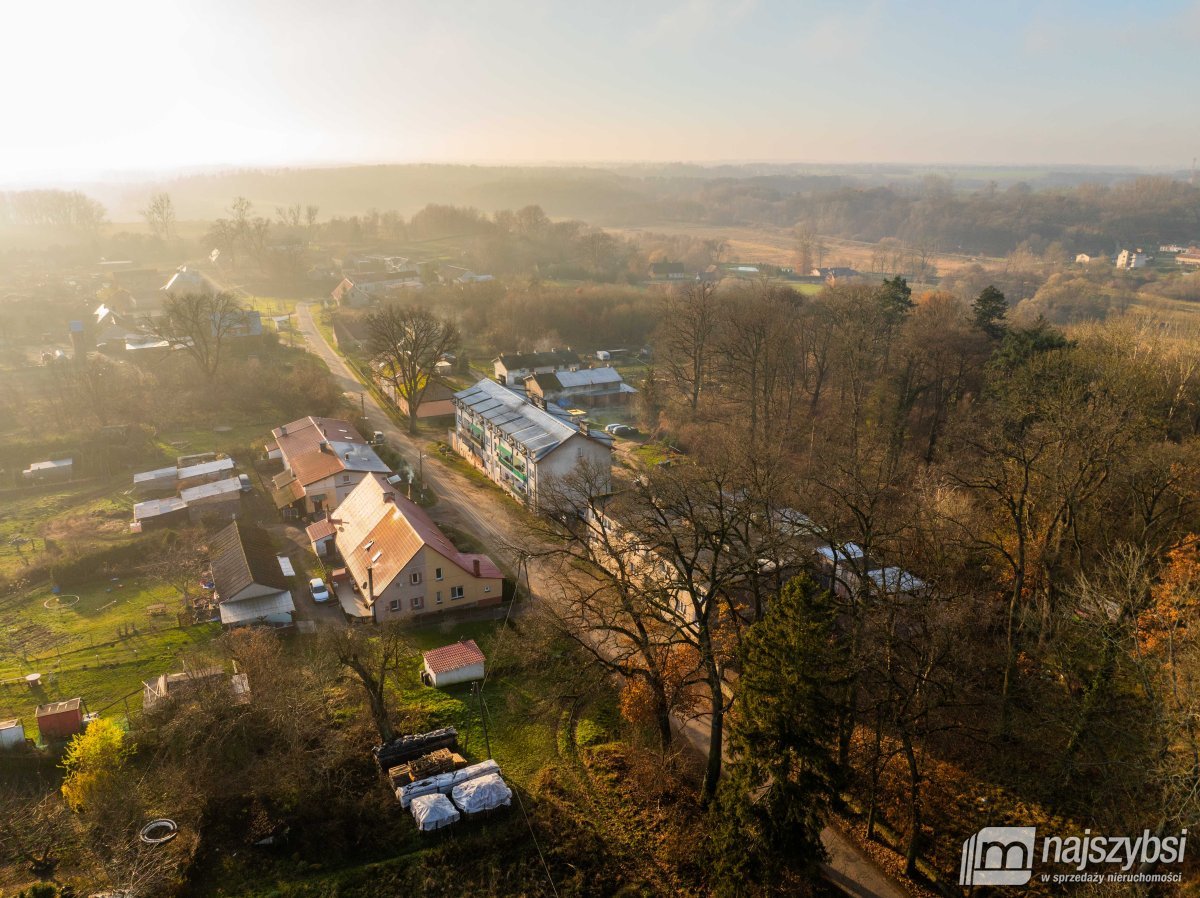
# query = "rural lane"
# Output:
<box><xmin>293</xmin><ymin>302</ymin><xmax>909</xmax><ymax>898</ymax></box>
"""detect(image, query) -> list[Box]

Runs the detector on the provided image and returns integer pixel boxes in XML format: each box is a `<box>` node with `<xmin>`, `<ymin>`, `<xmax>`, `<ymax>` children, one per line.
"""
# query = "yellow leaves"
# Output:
<box><xmin>1139</xmin><ymin>535</ymin><xmax>1200</xmax><ymax>655</ymax></box>
<box><xmin>61</xmin><ymin>717</ymin><xmax>128</xmax><ymax>812</ymax></box>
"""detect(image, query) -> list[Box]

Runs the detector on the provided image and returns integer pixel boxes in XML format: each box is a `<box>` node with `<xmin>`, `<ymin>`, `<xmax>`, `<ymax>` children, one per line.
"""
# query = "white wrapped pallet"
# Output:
<box><xmin>397</xmin><ymin>759</ymin><xmax>501</xmax><ymax>808</ymax></box>
<box><xmin>410</xmin><ymin>792</ymin><xmax>460</xmax><ymax>832</ymax></box>
<box><xmin>451</xmin><ymin>772</ymin><xmax>513</xmax><ymax>815</ymax></box>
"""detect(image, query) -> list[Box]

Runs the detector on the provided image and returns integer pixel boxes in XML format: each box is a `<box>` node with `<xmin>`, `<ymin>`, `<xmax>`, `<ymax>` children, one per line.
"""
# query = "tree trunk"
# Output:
<box><xmin>702</xmin><ymin>664</ymin><xmax>724</xmax><ymax>802</ymax></box>
<box><xmin>902</xmin><ymin>731</ymin><xmax>922</xmax><ymax>877</ymax></box>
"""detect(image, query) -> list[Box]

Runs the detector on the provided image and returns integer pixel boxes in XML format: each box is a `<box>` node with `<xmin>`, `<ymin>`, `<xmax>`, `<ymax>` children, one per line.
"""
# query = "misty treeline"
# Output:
<box><xmin>0</xmin><ymin>190</ymin><xmax>106</xmax><ymax>234</ymax></box>
<box><xmin>571</xmin><ymin>277</ymin><xmax>1200</xmax><ymax>883</ymax></box>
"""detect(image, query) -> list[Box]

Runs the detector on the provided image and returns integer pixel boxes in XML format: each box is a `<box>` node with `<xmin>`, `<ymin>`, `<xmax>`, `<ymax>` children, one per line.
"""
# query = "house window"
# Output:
<box><xmin>450</xmin><ymin>586</ymin><xmax>464</xmax><ymax>600</ymax></box>
<box><xmin>435</xmin><ymin>567</ymin><xmax>443</xmax><ymax>581</ymax></box>
<box><xmin>389</xmin><ymin>599</ymin><xmax>400</xmax><ymax>612</ymax></box>
<box><xmin>343</xmin><ymin>474</ymin><xmax>351</xmax><ymax>483</ymax></box>
<box><xmin>410</xmin><ymin>572</ymin><xmax>422</xmax><ymax>585</ymax></box>
<box><xmin>436</xmin><ymin>591</ymin><xmax>443</xmax><ymax>604</ymax></box>
<box><xmin>411</xmin><ymin>595</ymin><xmax>424</xmax><ymax>610</ymax></box>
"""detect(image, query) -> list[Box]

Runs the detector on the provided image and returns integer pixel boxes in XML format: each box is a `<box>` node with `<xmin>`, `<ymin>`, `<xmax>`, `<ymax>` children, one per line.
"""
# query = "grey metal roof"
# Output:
<box><xmin>454</xmin><ymin>379</ymin><xmax>611</xmax><ymax>460</ymax></box>
<box><xmin>133</xmin><ymin>496</ymin><xmax>188</xmax><ymax>520</ymax></box>
<box><xmin>178</xmin><ymin>457</ymin><xmax>235</xmax><ymax>480</ymax></box>
<box><xmin>181</xmin><ymin>475</ymin><xmax>248</xmax><ymax>502</ymax></box>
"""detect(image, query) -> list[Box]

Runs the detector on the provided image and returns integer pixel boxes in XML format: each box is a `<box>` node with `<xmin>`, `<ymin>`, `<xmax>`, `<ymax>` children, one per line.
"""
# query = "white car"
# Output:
<box><xmin>309</xmin><ymin>577</ymin><xmax>330</xmax><ymax>603</ymax></box>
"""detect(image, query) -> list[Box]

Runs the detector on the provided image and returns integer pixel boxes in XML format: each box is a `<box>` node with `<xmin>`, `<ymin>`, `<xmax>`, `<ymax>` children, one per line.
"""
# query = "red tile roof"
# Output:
<box><xmin>423</xmin><ymin>639</ymin><xmax>485</xmax><ymax>675</ymax></box>
<box><xmin>305</xmin><ymin>518</ymin><xmax>337</xmax><ymax>542</ymax></box>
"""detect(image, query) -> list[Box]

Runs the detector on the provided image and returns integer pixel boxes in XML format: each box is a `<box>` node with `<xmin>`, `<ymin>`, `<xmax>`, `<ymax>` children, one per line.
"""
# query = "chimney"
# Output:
<box><xmin>319</xmin><ymin>440</ymin><xmax>330</xmax><ymax>453</ymax></box>
<box><xmin>382</xmin><ymin>491</ymin><xmax>394</xmax><ymax>503</ymax></box>
<box><xmin>473</xmin><ymin>558</ymin><xmax>480</xmax><ymax>577</ymax></box>
<box><xmin>367</xmin><ymin>566</ymin><xmax>375</xmax><ymax>606</ymax></box>
<box><xmin>579</xmin><ymin>421</ymin><xmax>589</xmax><ymax>435</ymax></box>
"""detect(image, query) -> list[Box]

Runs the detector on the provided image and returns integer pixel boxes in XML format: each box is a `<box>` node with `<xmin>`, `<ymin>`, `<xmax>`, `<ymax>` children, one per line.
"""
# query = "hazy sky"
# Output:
<box><xmin>2</xmin><ymin>0</ymin><xmax>1198</xmax><ymax>181</ymax></box>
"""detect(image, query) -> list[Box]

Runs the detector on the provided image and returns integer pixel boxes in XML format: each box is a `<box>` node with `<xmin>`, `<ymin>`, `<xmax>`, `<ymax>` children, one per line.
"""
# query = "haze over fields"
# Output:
<box><xmin>2</xmin><ymin>0</ymin><xmax>1199</xmax><ymax>185</ymax></box>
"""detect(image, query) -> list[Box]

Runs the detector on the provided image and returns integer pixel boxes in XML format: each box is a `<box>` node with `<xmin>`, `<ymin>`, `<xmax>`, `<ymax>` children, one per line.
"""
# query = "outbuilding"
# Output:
<box><xmin>0</xmin><ymin>718</ymin><xmax>25</xmax><ymax>750</ymax></box>
<box><xmin>422</xmin><ymin>639</ymin><xmax>486</xmax><ymax>688</ymax></box>
<box><xmin>36</xmin><ymin>698</ymin><xmax>85</xmax><ymax>741</ymax></box>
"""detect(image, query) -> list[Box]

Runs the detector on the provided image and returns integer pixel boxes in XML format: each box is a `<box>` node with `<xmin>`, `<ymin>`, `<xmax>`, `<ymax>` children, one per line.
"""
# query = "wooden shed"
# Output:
<box><xmin>36</xmin><ymin>698</ymin><xmax>85</xmax><ymax>741</ymax></box>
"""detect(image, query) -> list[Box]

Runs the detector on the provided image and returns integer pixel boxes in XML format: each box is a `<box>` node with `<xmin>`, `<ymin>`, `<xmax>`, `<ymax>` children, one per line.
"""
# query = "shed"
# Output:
<box><xmin>422</xmin><ymin>639</ymin><xmax>486</xmax><ymax>688</ymax></box>
<box><xmin>22</xmin><ymin>458</ymin><xmax>73</xmax><ymax>482</ymax></box>
<box><xmin>0</xmin><ymin>718</ymin><xmax>25</xmax><ymax>750</ymax></box>
<box><xmin>36</xmin><ymin>698</ymin><xmax>85</xmax><ymax>741</ymax></box>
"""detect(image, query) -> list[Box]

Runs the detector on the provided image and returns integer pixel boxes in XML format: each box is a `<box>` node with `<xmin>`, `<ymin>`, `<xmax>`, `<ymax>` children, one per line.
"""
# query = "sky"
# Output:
<box><xmin>1</xmin><ymin>0</ymin><xmax>1198</xmax><ymax>183</ymax></box>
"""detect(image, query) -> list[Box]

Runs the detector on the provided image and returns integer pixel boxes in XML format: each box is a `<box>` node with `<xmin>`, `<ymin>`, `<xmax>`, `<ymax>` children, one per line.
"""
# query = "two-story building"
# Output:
<box><xmin>313</xmin><ymin>472</ymin><xmax>503</xmax><ymax>622</ymax></box>
<box><xmin>451</xmin><ymin>378</ymin><xmax>613</xmax><ymax>509</ymax></box>
<box><xmin>492</xmin><ymin>349</ymin><xmax>580</xmax><ymax>387</ymax></box>
<box><xmin>268</xmin><ymin>416</ymin><xmax>391</xmax><ymax>519</ymax></box>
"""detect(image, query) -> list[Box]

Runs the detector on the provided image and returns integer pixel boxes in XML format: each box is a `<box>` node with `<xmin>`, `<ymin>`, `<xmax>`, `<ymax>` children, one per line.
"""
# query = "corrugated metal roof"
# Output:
<box><xmin>181</xmin><ymin>475</ymin><xmax>246</xmax><ymax>502</ymax></box>
<box><xmin>219</xmin><ymin>590</ymin><xmax>295</xmax><ymax>624</ymax></box>
<box><xmin>454</xmin><ymin>379</ymin><xmax>612</xmax><ymax>460</ymax></box>
<box><xmin>133</xmin><ymin>496</ymin><xmax>188</xmax><ymax>520</ymax></box>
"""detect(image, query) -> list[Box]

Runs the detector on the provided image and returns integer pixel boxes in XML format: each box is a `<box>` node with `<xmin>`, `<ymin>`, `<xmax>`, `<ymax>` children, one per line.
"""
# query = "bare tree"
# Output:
<box><xmin>141</xmin><ymin>191</ymin><xmax>176</xmax><ymax>242</ymax></box>
<box><xmin>366</xmin><ymin>304</ymin><xmax>459</xmax><ymax>434</ymax></box>
<box><xmin>655</xmin><ymin>281</ymin><xmax>719</xmax><ymax>417</ymax></box>
<box><xmin>324</xmin><ymin>624</ymin><xmax>417</xmax><ymax>743</ymax></box>
<box><xmin>142</xmin><ymin>292</ymin><xmax>248</xmax><ymax>381</ymax></box>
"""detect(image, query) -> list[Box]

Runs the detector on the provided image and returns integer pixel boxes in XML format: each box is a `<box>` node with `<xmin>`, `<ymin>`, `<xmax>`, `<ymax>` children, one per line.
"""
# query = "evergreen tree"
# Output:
<box><xmin>971</xmin><ymin>285</ymin><xmax>1008</xmax><ymax>338</ymax></box>
<box><xmin>879</xmin><ymin>276</ymin><xmax>914</xmax><ymax>323</ymax></box>
<box><xmin>710</xmin><ymin>577</ymin><xmax>844</xmax><ymax>896</ymax></box>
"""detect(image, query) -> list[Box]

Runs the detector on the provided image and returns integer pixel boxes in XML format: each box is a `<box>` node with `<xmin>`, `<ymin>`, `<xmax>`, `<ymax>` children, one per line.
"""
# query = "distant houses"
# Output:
<box><xmin>267</xmin><ymin>416</ymin><xmax>391</xmax><ymax>519</ymax></box>
<box><xmin>647</xmin><ymin>261</ymin><xmax>689</xmax><ymax>280</ymax></box>
<box><xmin>1178</xmin><ymin>246</ymin><xmax>1200</xmax><ymax>269</ymax></box>
<box><xmin>161</xmin><ymin>266</ymin><xmax>219</xmax><ymax>297</ymax></box>
<box><xmin>493</xmin><ymin>348</ymin><xmax>581</xmax><ymax>387</ymax></box>
<box><xmin>1115</xmin><ymin>249</ymin><xmax>1148</xmax><ymax>270</ymax></box>
<box><xmin>306</xmin><ymin>473</ymin><xmax>503</xmax><ymax>622</ymax></box>
<box><xmin>523</xmin><ymin>367</ymin><xmax>636</xmax><ymax>409</ymax></box>
<box><xmin>451</xmin><ymin>378</ymin><xmax>613</xmax><ymax>508</ymax></box>
<box><xmin>209</xmin><ymin>521</ymin><xmax>296</xmax><ymax>627</ymax></box>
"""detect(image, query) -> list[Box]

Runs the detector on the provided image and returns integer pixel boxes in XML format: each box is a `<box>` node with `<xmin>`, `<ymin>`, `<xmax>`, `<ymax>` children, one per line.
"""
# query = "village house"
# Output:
<box><xmin>812</xmin><ymin>266</ymin><xmax>860</xmax><ymax>282</ymax></box>
<box><xmin>452</xmin><ymin>378</ymin><xmax>614</xmax><ymax>509</ymax></box>
<box><xmin>1177</xmin><ymin>246</ymin><xmax>1200</xmax><ymax>268</ymax></box>
<box><xmin>372</xmin><ymin>365</ymin><xmax>457</xmax><ymax>419</ymax></box>
<box><xmin>647</xmin><ymin>261</ymin><xmax>689</xmax><ymax>280</ymax></box>
<box><xmin>161</xmin><ymin>266</ymin><xmax>218</xmax><ymax>296</ymax></box>
<box><xmin>331</xmin><ymin>272</ymin><xmax>423</xmax><ymax>308</ymax></box>
<box><xmin>209</xmin><ymin>521</ymin><xmax>296</xmax><ymax>627</ymax></box>
<box><xmin>268</xmin><ymin>416</ymin><xmax>391</xmax><ymax>519</ymax></box>
<box><xmin>307</xmin><ymin>472</ymin><xmax>502</xmax><ymax>623</ymax></box>
<box><xmin>492</xmin><ymin>348</ymin><xmax>580</xmax><ymax>387</ymax></box>
<box><xmin>1115</xmin><ymin>249</ymin><xmax>1148</xmax><ymax>270</ymax></box>
<box><xmin>522</xmin><ymin>367</ymin><xmax>637</xmax><ymax>408</ymax></box>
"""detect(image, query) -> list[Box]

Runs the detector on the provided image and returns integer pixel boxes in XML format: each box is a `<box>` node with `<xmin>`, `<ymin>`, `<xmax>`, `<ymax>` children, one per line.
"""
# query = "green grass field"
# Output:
<box><xmin>0</xmin><ymin>574</ymin><xmax>222</xmax><ymax>721</ymax></box>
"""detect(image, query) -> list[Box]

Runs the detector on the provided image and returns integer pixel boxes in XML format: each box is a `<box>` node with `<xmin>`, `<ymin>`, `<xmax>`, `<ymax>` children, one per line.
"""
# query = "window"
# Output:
<box><xmin>450</xmin><ymin>586</ymin><xmax>464</xmax><ymax>600</ymax></box>
<box><xmin>435</xmin><ymin>567</ymin><xmax>443</xmax><ymax>581</ymax></box>
<box><xmin>343</xmin><ymin>474</ymin><xmax>351</xmax><ymax>483</ymax></box>
<box><xmin>436</xmin><ymin>591</ymin><xmax>443</xmax><ymax>604</ymax></box>
<box><xmin>389</xmin><ymin>599</ymin><xmax>400</xmax><ymax>612</ymax></box>
<box><xmin>411</xmin><ymin>595</ymin><xmax>424</xmax><ymax>610</ymax></box>
<box><xmin>410</xmin><ymin>571</ymin><xmax>422</xmax><ymax>585</ymax></box>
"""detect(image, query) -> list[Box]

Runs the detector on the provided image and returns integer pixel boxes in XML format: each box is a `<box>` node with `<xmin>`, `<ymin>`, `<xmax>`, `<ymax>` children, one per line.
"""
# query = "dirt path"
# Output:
<box><xmin>295</xmin><ymin>302</ymin><xmax>910</xmax><ymax>898</ymax></box>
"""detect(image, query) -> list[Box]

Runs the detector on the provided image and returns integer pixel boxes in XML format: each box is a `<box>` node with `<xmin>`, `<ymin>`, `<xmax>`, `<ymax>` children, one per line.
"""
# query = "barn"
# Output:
<box><xmin>422</xmin><ymin>640</ymin><xmax>486</xmax><ymax>688</ymax></box>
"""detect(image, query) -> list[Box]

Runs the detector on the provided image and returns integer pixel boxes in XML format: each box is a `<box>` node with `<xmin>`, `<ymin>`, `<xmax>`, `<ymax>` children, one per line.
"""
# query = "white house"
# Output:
<box><xmin>452</xmin><ymin>378</ymin><xmax>614</xmax><ymax>509</ymax></box>
<box><xmin>422</xmin><ymin>639</ymin><xmax>487</xmax><ymax>688</ymax></box>
<box><xmin>1115</xmin><ymin>249</ymin><xmax>1148</xmax><ymax>270</ymax></box>
<box><xmin>492</xmin><ymin>348</ymin><xmax>581</xmax><ymax>386</ymax></box>
<box><xmin>268</xmin><ymin>416</ymin><xmax>391</xmax><ymax>518</ymax></box>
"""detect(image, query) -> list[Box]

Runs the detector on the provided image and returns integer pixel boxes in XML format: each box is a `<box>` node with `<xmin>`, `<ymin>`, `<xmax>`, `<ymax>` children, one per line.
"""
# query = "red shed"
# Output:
<box><xmin>36</xmin><ymin>697</ymin><xmax>85</xmax><ymax>741</ymax></box>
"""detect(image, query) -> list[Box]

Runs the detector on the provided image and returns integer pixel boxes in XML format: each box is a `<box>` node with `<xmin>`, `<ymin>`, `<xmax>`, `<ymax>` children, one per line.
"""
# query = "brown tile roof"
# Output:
<box><xmin>209</xmin><ymin>522</ymin><xmax>290</xmax><ymax>602</ymax></box>
<box><xmin>305</xmin><ymin>518</ymin><xmax>336</xmax><ymax>542</ymax></box>
<box><xmin>272</xmin><ymin>416</ymin><xmax>365</xmax><ymax>461</ymax></box>
<box><xmin>272</xmin><ymin>476</ymin><xmax>306</xmax><ymax>509</ymax></box>
<box><xmin>332</xmin><ymin>474</ymin><xmax>502</xmax><ymax>596</ymax></box>
<box><xmin>288</xmin><ymin>447</ymin><xmax>348</xmax><ymax>486</ymax></box>
<box><xmin>424</xmin><ymin>639</ymin><xmax>485</xmax><ymax>675</ymax></box>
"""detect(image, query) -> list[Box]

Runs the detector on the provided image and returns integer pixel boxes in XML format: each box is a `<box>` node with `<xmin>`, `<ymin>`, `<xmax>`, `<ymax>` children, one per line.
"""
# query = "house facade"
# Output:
<box><xmin>451</xmin><ymin>378</ymin><xmax>613</xmax><ymax>509</ymax></box>
<box><xmin>1115</xmin><ymin>249</ymin><xmax>1148</xmax><ymax>270</ymax></box>
<box><xmin>492</xmin><ymin>349</ymin><xmax>580</xmax><ymax>386</ymax></box>
<box><xmin>314</xmin><ymin>473</ymin><xmax>503</xmax><ymax>623</ymax></box>
<box><xmin>268</xmin><ymin>416</ymin><xmax>392</xmax><ymax>518</ymax></box>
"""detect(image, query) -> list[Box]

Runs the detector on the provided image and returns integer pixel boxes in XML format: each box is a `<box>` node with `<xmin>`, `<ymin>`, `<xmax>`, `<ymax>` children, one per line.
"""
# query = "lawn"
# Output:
<box><xmin>155</xmin><ymin>422</ymin><xmax>271</xmax><ymax>458</ymax></box>
<box><xmin>0</xmin><ymin>575</ymin><xmax>222</xmax><ymax>721</ymax></box>
<box><xmin>0</xmin><ymin>479</ymin><xmax>136</xmax><ymax>581</ymax></box>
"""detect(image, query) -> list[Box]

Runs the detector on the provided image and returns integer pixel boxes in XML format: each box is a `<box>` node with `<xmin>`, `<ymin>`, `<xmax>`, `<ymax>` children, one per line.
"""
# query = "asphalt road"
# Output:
<box><xmin>293</xmin><ymin>302</ymin><xmax>909</xmax><ymax>898</ymax></box>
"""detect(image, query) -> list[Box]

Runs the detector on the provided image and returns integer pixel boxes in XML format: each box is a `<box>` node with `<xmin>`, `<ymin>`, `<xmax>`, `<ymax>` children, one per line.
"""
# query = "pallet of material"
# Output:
<box><xmin>373</xmin><ymin>727</ymin><xmax>458</xmax><ymax>772</ymax></box>
<box><xmin>387</xmin><ymin>750</ymin><xmax>467</xmax><ymax>788</ymax></box>
<box><xmin>397</xmin><ymin>759</ymin><xmax>501</xmax><ymax>808</ymax></box>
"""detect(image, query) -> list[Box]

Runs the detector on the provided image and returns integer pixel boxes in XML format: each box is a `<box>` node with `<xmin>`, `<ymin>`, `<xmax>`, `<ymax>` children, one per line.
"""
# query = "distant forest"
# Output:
<box><xmin>48</xmin><ymin>163</ymin><xmax>1200</xmax><ymax>258</ymax></box>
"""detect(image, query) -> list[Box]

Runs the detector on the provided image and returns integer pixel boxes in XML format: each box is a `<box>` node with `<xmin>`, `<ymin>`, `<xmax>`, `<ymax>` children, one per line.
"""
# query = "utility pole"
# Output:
<box><xmin>472</xmin><ymin>681</ymin><xmax>491</xmax><ymax>758</ymax></box>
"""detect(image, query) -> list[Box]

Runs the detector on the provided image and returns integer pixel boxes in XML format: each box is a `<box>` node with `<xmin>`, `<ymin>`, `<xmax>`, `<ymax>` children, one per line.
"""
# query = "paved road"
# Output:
<box><xmin>294</xmin><ymin>302</ymin><xmax>909</xmax><ymax>898</ymax></box>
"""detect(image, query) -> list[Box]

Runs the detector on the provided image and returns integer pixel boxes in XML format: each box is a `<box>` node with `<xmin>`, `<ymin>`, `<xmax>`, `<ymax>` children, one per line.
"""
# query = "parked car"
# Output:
<box><xmin>610</xmin><ymin>424</ymin><xmax>635</xmax><ymax>437</ymax></box>
<box><xmin>604</xmin><ymin>423</ymin><xmax>626</xmax><ymax>434</ymax></box>
<box><xmin>371</xmin><ymin>431</ymin><xmax>385</xmax><ymax>445</ymax></box>
<box><xmin>310</xmin><ymin>577</ymin><xmax>330</xmax><ymax>603</ymax></box>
